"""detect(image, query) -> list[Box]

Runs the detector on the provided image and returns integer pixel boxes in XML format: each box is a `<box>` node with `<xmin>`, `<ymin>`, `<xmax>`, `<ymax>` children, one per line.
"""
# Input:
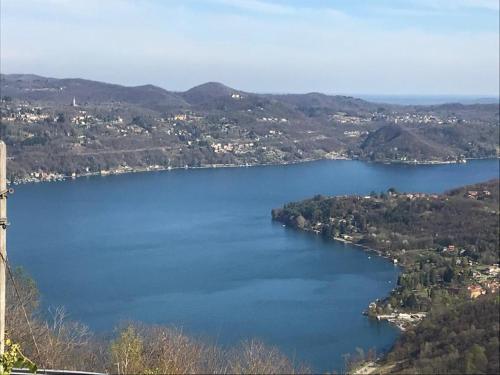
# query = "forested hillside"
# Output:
<box><xmin>387</xmin><ymin>295</ymin><xmax>499</xmax><ymax>374</ymax></box>
<box><xmin>273</xmin><ymin>180</ymin><xmax>500</xmax><ymax>373</ymax></box>
<box><xmin>272</xmin><ymin>180</ymin><xmax>499</xmax><ymax>263</ymax></box>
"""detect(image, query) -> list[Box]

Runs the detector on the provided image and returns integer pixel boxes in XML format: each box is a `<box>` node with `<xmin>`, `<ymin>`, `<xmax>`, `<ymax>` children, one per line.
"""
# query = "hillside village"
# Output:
<box><xmin>0</xmin><ymin>74</ymin><xmax>498</xmax><ymax>183</ymax></box>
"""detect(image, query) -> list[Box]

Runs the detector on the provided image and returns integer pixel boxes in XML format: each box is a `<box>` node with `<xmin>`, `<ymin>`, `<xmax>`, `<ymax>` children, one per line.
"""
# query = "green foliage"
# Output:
<box><xmin>465</xmin><ymin>344</ymin><xmax>488</xmax><ymax>374</ymax></box>
<box><xmin>110</xmin><ymin>325</ymin><xmax>144</xmax><ymax>374</ymax></box>
<box><xmin>388</xmin><ymin>296</ymin><xmax>499</xmax><ymax>374</ymax></box>
<box><xmin>0</xmin><ymin>339</ymin><xmax>37</xmax><ymax>375</ymax></box>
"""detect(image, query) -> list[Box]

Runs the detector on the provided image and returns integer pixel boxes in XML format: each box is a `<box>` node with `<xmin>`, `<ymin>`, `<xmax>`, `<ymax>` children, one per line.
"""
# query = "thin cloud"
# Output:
<box><xmin>198</xmin><ymin>0</ymin><xmax>351</xmax><ymax>18</ymax></box>
<box><xmin>206</xmin><ymin>0</ymin><xmax>296</xmax><ymax>15</ymax></box>
<box><xmin>410</xmin><ymin>0</ymin><xmax>499</xmax><ymax>11</ymax></box>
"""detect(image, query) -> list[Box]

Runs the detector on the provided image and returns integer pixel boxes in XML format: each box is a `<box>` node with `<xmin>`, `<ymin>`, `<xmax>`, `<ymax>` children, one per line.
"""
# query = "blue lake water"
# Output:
<box><xmin>8</xmin><ymin>159</ymin><xmax>499</xmax><ymax>372</ymax></box>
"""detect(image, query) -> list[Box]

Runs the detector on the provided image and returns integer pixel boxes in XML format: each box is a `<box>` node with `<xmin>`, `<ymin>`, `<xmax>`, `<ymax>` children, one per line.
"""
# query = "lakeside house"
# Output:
<box><xmin>467</xmin><ymin>285</ymin><xmax>486</xmax><ymax>299</ymax></box>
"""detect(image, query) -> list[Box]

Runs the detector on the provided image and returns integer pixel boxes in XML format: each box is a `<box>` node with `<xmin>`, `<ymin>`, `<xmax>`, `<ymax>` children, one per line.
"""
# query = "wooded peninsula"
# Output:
<box><xmin>272</xmin><ymin>179</ymin><xmax>500</xmax><ymax>374</ymax></box>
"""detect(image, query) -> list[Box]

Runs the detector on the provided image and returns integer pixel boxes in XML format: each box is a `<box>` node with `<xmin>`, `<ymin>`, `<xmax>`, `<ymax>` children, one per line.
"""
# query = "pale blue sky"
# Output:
<box><xmin>1</xmin><ymin>0</ymin><xmax>499</xmax><ymax>95</ymax></box>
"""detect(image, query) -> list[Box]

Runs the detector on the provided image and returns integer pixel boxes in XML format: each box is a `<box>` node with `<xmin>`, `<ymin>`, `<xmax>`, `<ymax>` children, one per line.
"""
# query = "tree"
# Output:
<box><xmin>464</xmin><ymin>344</ymin><xmax>488</xmax><ymax>374</ymax></box>
<box><xmin>110</xmin><ymin>325</ymin><xmax>144</xmax><ymax>375</ymax></box>
<box><xmin>443</xmin><ymin>266</ymin><xmax>455</xmax><ymax>283</ymax></box>
<box><xmin>429</xmin><ymin>268</ymin><xmax>438</xmax><ymax>284</ymax></box>
<box><xmin>56</xmin><ymin>113</ymin><xmax>65</xmax><ymax>123</ymax></box>
<box><xmin>339</xmin><ymin>221</ymin><xmax>347</xmax><ymax>235</ymax></box>
<box><xmin>404</xmin><ymin>293</ymin><xmax>418</xmax><ymax>309</ymax></box>
<box><xmin>0</xmin><ymin>123</ymin><xmax>7</xmax><ymax>139</ymax></box>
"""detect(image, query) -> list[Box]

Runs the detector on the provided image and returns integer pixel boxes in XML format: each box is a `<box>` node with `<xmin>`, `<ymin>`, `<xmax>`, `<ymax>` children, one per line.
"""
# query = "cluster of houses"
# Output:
<box><xmin>71</xmin><ymin>110</ymin><xmax>99</xmax><ymax>126</ymax></box>
<box><xmin>23</xmin><ymin>87</ymin><xmax>62</xmax><ymax>93</ymax></box>
<box><xmin>124</xmin><ymin>124</ymin><xmax>148</xmax><ymax>135</ymax></box>
<box><xmin>165</xmin><ymin>113</ymin><xmax>204</xmax><ymax>123</ymax></box>
<box><xmin>1</xmin><ymin>104</ymin><xmax>52</xmax><ymax>123</ymax></box>
<box><xmin>465</xmin><ymin>189</ymin><xmax>492</xmax><ymax>200</ymax></box>
<box><xmin>403</xmin><ymin>192</ymin><xmax>440</xmax><ymax>200</ymax></box>
<box><xmin>211</xmin><ymin>142</ymin><xmax>255</xmax><ymax>154</ymax></box>
<box><xmin>375</xmin><ymin>312</ymin><xmax>427</xmax><ymax>331</ymax></box>
<box><xmin>27</xmin><ymin>170</ymin><xmax>65</xmax><ymax>182</ymax></box>
<box><xmin>330</xmin><ymin>112</ymin><xmax>369</xmax><ymax>125</ymax></box>
<box><xmin>467</xmin><ymin>280</ymin><xmax>500</xmax><ymax>299</ymax></box>
<box><xmin>257</xmin><ymin>117</ymin><xmax>288</xmax><ymax>123</ymax></box>
<box><xmin>371</xmin><ymin>111</ymin><xmax>460</xmax><ymax>126</ymax></box>
<box><xmin>23</xmin><ymin>163</ymin><xmax>178</xmax><ymax>184</ymax></box>
<box><xmin>467</xmin><ymin>285</ymin><xmax>486</xmax><ymax>299</ymax></box>
<box><xmin>71</xmin><ymin>112</ymin><xmax>151</xmax><ymax>138</ymax></box>
<box><xmin>329</xmin><ymin>111</ymin><xmax>460</xmax><ymax>127</ymax></box>
<box><xmin>343</xmin><ymin>130</ymin><xmax>362</xmax><ymax>137</ymax></box>
<box><xmin>441</xmin><ymin>244</ymin><xmax>462</xmax><ymax>254</ymax></box>
<box><xmin>392</xmin><ymin>113</ymin><xmax>452</xmax><ymax>125</ymax></box>
<box><xmin>467</xmin><ymin>264</ymin><xmax>500</xmax><ymax>298</ymax></box>
<box><xmin>436</xmin><ymin>242</ymin><xmax>500</xmax><ymax>300</ymax></box>
<box><xmin>467</xmin><ymin>281</ymin><xmax>499</xmax><ymax>299</ymax></box>
<box><xmin>373</xmin><ymin>190</ymin><xmax>440</xmax><ymax>201</ymax></box>
<box><xmin>267</xmin><ymin>129</ymin><xmax>283</xmax><ymax>136</ymax></box>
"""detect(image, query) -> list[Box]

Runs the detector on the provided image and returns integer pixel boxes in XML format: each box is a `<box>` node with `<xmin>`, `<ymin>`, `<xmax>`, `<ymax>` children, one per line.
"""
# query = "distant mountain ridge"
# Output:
<box><xmin>3</xmin><ymin>73</ymin><xmax>497</xmax><ymax>109</ymax></box>
<box><xmin>0</xmin><ymin>74</ymin><xmax>189</xmax><ymax>110</ymax></box>
<box><xmin>0</xmin><ymin>73</ymin><xmax>376</xmax><ymax>109</ymax></box>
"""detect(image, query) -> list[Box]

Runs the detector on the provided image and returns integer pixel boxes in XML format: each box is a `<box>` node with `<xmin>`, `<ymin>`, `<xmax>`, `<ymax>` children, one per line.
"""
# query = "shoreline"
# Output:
<box><xmin>303</xmin><ymin>224</ymin><xmax>426</xmax><ymax>335</ymax></box>
<box><xmin>9</xmin><ymin>155</ymin><xmax>498</xmax><ymax>186</ymax></box>
<box><xmin>282</xmin><ymin>225</ymin><xmax>412</xmax><ymax>332</ymax></box>
<box><xmin>9</xmin><ymin>156</ymin><xmax>339</xmax><ymax>185</ymax></box>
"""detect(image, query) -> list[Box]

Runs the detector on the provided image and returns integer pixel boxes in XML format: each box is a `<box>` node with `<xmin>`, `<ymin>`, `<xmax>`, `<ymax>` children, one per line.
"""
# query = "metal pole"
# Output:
<box><xmin>0</xmin><ymin>140</ymin><xmax>6</xmax><ymax>356</ymax></box>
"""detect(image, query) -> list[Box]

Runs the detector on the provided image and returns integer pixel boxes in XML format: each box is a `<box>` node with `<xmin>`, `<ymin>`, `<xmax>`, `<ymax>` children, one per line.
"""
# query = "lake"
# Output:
<box><xmin>8</xmin><ymin>159</ymin><xmax>499</xmax><ymax>372</ymax></box>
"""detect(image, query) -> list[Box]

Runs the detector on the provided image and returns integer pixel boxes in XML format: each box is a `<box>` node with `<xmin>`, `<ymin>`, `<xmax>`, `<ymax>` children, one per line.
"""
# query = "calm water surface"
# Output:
<box><xmin>9</xmin><ymin>159</ymin><xmax>499</xmax><ymax>372</ymax></box>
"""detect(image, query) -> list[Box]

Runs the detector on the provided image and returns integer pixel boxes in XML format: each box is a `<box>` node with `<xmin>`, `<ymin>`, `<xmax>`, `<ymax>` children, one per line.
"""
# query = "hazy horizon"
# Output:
<box><xmin>1</xmin><ymin>0</ymin><xmax>499</xmax><ymax>96</ymax></box>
